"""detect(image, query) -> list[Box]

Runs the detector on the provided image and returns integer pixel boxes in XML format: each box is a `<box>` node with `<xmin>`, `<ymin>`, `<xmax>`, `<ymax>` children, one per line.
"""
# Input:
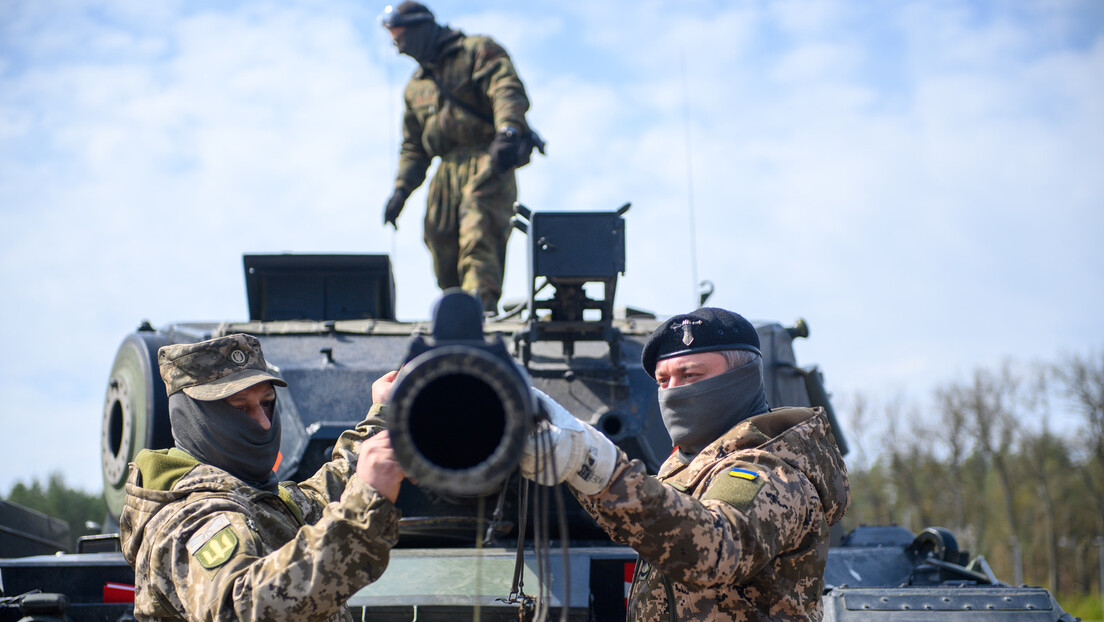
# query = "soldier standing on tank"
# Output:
<box><xmin>379</xmin><ymin>1</ymin><xmax>535</xmax><ymax>314</ymax></box>
<box><xmin>518</xmin><ymin>308</ymin><xmax>852</xmax><ymax>620</ymax></box>
<box><xmin>118</xmin><ymin>334</ymin><xmax>405</xmax><ymax>621</ymax></box>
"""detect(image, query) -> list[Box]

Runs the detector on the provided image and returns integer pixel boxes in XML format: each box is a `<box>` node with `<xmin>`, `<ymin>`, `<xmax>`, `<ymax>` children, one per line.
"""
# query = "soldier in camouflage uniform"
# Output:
<box><xmin>380</xmin><ymin>1</ymin><xmax>534</xmax><ymax>313</ymax></box>
<box><xmin>118</xmin><ymin>334</ymin><xmax>404</xmax><ymax>621</ymax></box>
<box><xmin>519</xmin><ymin>308</ymin><xmax>851</xmax><ymax>621</ymax></box>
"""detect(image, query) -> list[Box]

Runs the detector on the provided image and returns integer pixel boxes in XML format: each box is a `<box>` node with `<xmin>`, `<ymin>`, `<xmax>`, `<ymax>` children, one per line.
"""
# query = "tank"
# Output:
<box><xmin>0</xmin><ymin>204</ymin><xmax>1080</xmax><ymax>621</ymax></box>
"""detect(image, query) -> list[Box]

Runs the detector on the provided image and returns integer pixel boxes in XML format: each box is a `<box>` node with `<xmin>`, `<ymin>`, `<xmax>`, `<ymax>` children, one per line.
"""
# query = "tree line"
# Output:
<box><xmin>839</xmin><ymin>347</ymin><xmax>1104</xmax><ymax>607</ymax></box>
<box><xmin>3</xmin><ymin>472</ymin><xmax>105</xmax><ymax>552</ymax></box>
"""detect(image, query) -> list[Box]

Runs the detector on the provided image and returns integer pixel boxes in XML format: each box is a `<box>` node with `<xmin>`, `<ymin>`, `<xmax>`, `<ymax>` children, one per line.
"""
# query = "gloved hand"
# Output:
<box><xmin>489</xmin><ymin>127</ymin><xmax>521</xmax><ymax>174</ymax></box>
<box><xmin>519</xmin><ymin>388</ymin><xmax>618</xmax><ymax>495</ymax></box>
<box><xmin>383</xmin><ymin>189</ymin><xmax>408</xmax><ymax>229</ymax></box>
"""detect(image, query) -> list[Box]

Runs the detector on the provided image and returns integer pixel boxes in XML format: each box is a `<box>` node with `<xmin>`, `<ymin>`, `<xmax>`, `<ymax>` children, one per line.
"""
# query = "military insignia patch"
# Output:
<box><xmin>186</xmin><ymin>515</ymin><xmax>239</xmax><ymax>570</ymax></box>
<box><xmin>194</xmin><ymin>527</ymin><xmax>238</xmax><ymax>569</ymax></box>
<box><xmin>703</xmin><ymin>465</ymin><xmax>766</xmax><ymax>511</ymax></box>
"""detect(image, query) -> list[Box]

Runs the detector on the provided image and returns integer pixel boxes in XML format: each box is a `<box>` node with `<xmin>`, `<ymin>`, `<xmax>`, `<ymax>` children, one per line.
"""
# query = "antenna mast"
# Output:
<box><xmin>680</xmin><ymin>50</ymin><xmax>700</xmax><ymax>309</ymax></box>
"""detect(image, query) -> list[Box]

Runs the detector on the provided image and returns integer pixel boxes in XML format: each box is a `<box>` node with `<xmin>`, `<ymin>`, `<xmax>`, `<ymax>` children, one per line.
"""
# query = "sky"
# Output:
<box><xmin>1</xmin><ymin>0</ymin><xmax>1102</xmax><ymax>495</ymax></box>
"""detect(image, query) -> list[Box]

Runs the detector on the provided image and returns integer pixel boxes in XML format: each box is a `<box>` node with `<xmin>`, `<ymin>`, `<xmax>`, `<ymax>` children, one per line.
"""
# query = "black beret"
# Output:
<box><xmin>641</xmin><ymin>307</ymin><xmax>761</xmax><ymax>379</ymax></box>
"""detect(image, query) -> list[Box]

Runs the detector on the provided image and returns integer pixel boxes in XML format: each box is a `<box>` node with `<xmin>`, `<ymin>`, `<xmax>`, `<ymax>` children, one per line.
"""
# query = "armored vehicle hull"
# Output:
<box><xmin>0</xmin><ymin>208</ymin><xmax>1079</xmax><ymax>621</ymax></box>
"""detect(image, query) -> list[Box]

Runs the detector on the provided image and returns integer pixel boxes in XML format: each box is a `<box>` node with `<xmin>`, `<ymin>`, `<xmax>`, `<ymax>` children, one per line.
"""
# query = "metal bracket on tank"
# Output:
<box><xmin>510</xmin><ymin>202</ymin><xmax>631</xmax><ymax>370</ymax></box>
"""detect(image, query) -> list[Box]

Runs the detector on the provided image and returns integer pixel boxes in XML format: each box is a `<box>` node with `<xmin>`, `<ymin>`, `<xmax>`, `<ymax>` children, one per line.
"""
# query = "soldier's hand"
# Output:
<box><xmin>357</xmin><ymin>431</ymin><xmax>405</xmax><ymax>503</ymax></box>
<box><xmin>372</xmin><ymin>370</ymin><xmax>399</xmax><ymax>404</ymax></box>
<box><xmin>383</xmin><ymin>190</ymin><xmax>408</xmax><ymax>229</ymax></box>
<box><xmin>490</xmin><ymin>127</ymin><xmax>521</xmax><ymax>174</ymax></box>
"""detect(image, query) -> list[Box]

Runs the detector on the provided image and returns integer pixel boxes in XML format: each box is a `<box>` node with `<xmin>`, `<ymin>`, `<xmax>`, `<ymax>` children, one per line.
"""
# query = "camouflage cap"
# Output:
<box><xmin>157</xmin><ymin>334</ymin><xmax>288</xmax><ymax>401</ymax></box>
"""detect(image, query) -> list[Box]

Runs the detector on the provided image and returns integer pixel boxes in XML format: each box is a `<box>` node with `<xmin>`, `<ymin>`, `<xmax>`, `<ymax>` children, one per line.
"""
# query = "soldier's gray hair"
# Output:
<box><xmin>721</xmin><ymin>349</ymin><xmax>759</xmax><ymax>370</ymax></box>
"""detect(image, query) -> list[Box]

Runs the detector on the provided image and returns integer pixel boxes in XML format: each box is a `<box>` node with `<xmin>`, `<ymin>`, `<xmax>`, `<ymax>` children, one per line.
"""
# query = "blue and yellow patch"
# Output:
<box><xmin>727</xmin><ymin>468</ymin><xmax>758</xmax><ymax>481</ymax></box>
<box><xmin>704</xmin><ymin>465</ymin><xmax>766</xmax><ymax>511</ymax></box>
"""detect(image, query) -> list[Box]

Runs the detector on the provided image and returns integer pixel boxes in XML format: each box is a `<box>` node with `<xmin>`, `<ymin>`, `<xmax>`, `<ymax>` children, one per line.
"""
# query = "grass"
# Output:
<box><xmin>1056</xmin><ymin>592</ymin><xmax>1102</xmax><ymax>622</ymax></box>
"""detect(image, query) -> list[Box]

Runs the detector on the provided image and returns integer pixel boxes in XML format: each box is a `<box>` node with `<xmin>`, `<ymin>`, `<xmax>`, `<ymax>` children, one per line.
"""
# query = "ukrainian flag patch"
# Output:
<box><xmin>704</xmin><ymin>465</ymin><xmax>766</xmax><ymax>511</ymax></box>
<box><xmin>728</xmin><ymin>468</ymin><xmax>758</xmax><ymax>481</ymax></box>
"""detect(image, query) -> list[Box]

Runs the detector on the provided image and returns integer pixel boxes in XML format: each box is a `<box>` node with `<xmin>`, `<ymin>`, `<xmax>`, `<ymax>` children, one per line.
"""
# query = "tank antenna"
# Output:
<box><xmin>680</xmin><ymin>49</ymin><xmax>700</xmax><ymax>309</ymax></box>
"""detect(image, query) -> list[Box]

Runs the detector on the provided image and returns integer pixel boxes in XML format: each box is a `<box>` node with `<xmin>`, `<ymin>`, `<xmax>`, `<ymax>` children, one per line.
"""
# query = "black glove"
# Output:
<box><xmin>490</xmin><ymin>127</ymin><xmax>521</xmax><ymax>174</ymax></box>
<box><xmin>383</xmin><ymin>189</ymin><xmax>408</xmax><ymax>229</ymax></box>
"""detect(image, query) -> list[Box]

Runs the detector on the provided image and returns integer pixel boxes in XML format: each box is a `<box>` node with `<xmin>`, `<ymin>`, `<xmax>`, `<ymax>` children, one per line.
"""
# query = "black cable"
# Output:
<box><xmin>552</xmin><ymin>481</ymin><xmax>571</xmax><ymax>622</ymax></box>
<box><xmin>534</xmin><ymin>423</ymin><xmax>551</xmax><ymax>621</ymax></box>
<box><xmin>506</xmin><ymin>407</ymin><xmax>577</xmax><ymax>622</ymax></box>
<box><xmin>0</xmin><ymin>590</ymin><xmax>40</xmax><ymax>607</ymax></box>
<box><xmin>484</xmin><ymin>479</ymin><xmax>510</xmax><ymax>546</ymax></box>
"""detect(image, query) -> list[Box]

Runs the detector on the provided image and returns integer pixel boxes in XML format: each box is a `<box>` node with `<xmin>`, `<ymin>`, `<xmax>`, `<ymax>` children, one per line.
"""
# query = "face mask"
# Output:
<box><xmin>170</xmin><ymin>392</ymin><xmax>282</xmax><ymax>490</ymax></box>
<box><xmin>658</xmin><ymin>359</ymin><xmax>768</xmax><ymax>456</ymax></box>
<box><xmin>398</xmin><ymin>20</ymin><xmax>442</xmax><ymax>66</ymax></box>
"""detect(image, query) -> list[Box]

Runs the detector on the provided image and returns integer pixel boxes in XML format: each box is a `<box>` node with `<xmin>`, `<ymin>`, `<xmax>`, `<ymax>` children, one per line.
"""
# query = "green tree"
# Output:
<box><xmin>1054</xmin><ymin>350</ymin><xmax>1104</xmax><ymax>535</ymax></box>
<box><xmin>842</xmin><ymin>350</ymin><xmax>1104</xmax><ymax>607</ymax></box>
<box><xmin>4</xmin><ymin>472</ymin><xmax>105</xmax><ymax>551</ymax></box>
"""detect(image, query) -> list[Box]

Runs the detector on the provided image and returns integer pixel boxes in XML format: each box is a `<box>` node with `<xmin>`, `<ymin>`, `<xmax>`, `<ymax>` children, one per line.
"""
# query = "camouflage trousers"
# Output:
<box><xmin>424</xmin><ymin>144</ymin><xmax>516</xmax><ymax>311</ymax></box>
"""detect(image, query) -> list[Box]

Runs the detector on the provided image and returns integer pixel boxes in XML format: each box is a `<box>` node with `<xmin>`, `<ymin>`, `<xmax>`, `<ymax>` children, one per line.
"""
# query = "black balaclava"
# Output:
<box><xmin>169</xmin><ymin>392</ymin><xmax>281</xmax><ymax>491</ymax></box>
<box><xmin>398</xmin><ymin>20</ymin><xmax>443</xmax><ymax>66</ymax></box>
<box><xmin>658</xmin><ymin>357</ymin><xmax>769</xmax><ymax>458</ymax></box>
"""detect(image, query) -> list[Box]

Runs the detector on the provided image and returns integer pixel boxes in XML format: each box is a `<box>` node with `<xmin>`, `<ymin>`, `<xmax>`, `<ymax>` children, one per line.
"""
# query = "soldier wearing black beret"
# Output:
<box><xmin>641</xmin><ymin>307</ymin><xmax>762</xmax><ymax>378</ymax></box>
<box><xmin>517</xmin><ymin>307</ymin><xmax>851</xmax><ymax>620</ymax></box>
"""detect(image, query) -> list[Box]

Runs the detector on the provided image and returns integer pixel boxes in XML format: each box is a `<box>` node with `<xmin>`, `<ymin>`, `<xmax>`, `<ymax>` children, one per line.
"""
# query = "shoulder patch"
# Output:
<box><xmin>702</xmin><ymin>466</ymin><xmax>767</xmax><ymax>511</ymax></box>
<box><xmin>194</xmin><ymin>527</ymin><xmax>238</xmax><ymax>570</ymax></box>
<box><xmin>727</xmin><ymin>468</ymin><xmax>759</xmax><ymax>481</ymax></box>
<box><xmin>186</xmin><ymin>515</ymin><xmax>238</xmax><ymax>570</ymax></box>
<box><xmin>186</xmin><ymin>515</ymin><xmax>230</xmax><ymax>554</ymax></box>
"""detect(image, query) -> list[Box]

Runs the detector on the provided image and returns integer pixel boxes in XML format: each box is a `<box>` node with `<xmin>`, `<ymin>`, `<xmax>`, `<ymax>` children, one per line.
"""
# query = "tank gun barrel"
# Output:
<box><xmin>388</xmin><ymin>290</ymin><xmax>536</xmax><ymax>497</ymax></box>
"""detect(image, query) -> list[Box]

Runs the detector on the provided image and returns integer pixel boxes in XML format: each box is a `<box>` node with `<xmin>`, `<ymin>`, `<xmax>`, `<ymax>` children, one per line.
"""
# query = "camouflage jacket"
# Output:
<box><xmin>575</xmin><ymin>407</ymin><xmax>850</xmax><ymax>621</ymax></box>
<box><xmin>119</xmin><ymin>405</ymin><xmax>399</xmax><ymax>622</ymax></box>
<box><xmin>393</xmin><ymin>32</ymin><xmax>530</xmax><ymax>195</ymax></box>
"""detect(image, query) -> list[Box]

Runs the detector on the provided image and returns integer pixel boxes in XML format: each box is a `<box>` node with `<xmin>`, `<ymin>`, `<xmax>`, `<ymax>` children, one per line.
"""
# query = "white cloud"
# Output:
<box><xmin>1</xmin><ymin>0</ymin><xmax>1102</xmax><ymax>493</ymax></box>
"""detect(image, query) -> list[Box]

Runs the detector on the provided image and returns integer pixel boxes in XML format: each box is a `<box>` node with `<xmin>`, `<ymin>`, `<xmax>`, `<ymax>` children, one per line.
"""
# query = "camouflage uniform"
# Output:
<box><xmin>119</xmin><ymin>403</ymin><xmax>399</xmax><ymax>622</ymax></box>
<box><xmin>392</xmin><ymin>32</ymin><xmax>530</xmax><ymax>307</ymax></box>
<box><xmin>575</xmin><ymin>407</ymin><xmax>850</xmax><ymax>621</ymax></box>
